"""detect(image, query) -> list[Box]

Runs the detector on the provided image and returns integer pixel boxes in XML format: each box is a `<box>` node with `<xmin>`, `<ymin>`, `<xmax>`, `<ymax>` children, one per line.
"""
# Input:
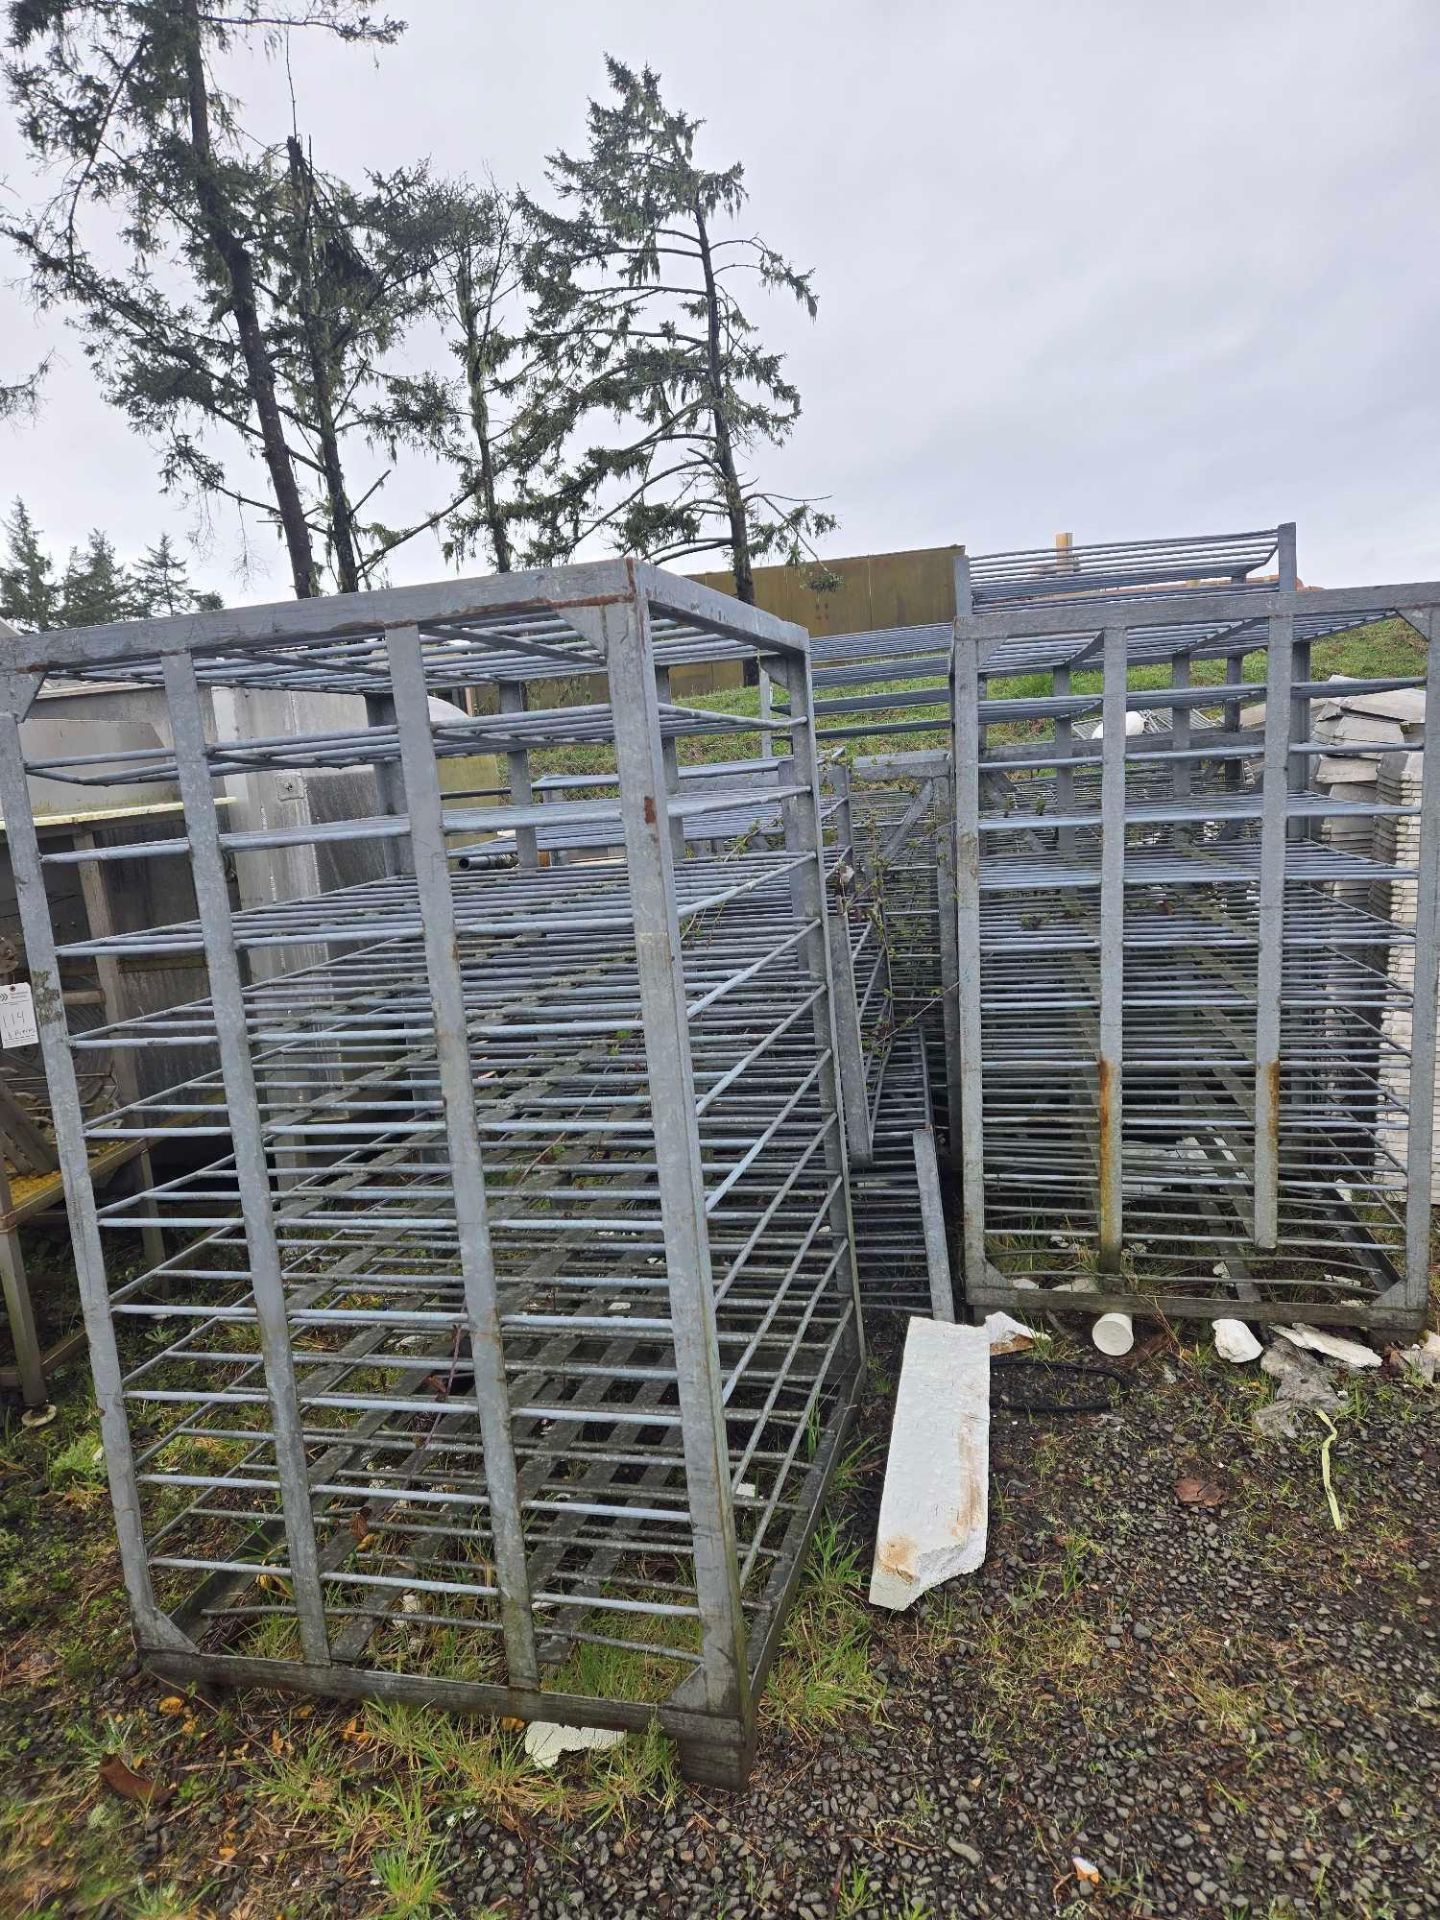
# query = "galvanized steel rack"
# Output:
<box><xmin>0</xmin><ymin>560</ymin><xmax>864</xmax><ymax>1786</ymax></box>
<box><xmin>836</xmin><ymin>752</ymin><xmax>958</xmax><ymax>1314</ymax></box>
<box><xmin>951</xmin><ymin>530</ymin><xmax>1440</xmax><ymax>1334</ymax></box>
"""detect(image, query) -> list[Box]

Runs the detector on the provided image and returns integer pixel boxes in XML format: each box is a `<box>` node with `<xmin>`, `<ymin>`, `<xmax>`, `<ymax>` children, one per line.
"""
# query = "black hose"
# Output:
<box><xmin>989</xmin><ymin>1353</ymin><xmax>1130</xmax><ymax>1415</ymax></box>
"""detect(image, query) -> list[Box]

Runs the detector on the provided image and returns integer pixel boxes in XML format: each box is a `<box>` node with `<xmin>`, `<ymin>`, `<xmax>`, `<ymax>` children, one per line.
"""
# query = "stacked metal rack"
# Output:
<box><xmin>817</xmin><ymin>749</ymin><xmax>956</xmax><ymax>1315</ymax></box>
<box><xmin>761</xmin><ymin>605</ymin><xmax>964</xmax><ymax>1316</ymax></box>
<box><xmin>0</xmin><ymin>560</ymin><xmax>864</xmax><ymax>1786</ymax></box>
<box><xmin>951</xmin><ymin>527</ymin><xmax>1440</xmax><ymax>1334</ymax></box>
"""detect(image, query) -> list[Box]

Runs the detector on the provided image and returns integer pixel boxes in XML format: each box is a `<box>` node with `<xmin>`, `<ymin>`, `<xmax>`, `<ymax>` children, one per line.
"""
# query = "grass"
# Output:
<box><xmin>358</xmin><ymin>1702</ymin><xmax>572</xmax><ymax>1828</ymax></box>
<box><xmin>371</xmin><ymin>1839</ymin><xmax>448</xmax><ymax>1920</ymax></box>
<box><xmin>367</xmin><ymin>1785</ymin><xmax>448</xmax><ymax>1920</ymax></box>
<box><xmin>45</xmin><ymin>1428</ymin><xmax>107</xmax><ymax>1497</ymax></box>
<box><xmin>577</xmin><ymin>1720</ymin><xmax>679</xmax><ymax>1834</ymax></box>
<box><xmin>0</xmin><ymin>1346</ymin><xmax>898</xmax><ymax>1915</ymax></box>
<box><xmin>761</xmin><ymin>1515</ymin><xmax>887</xmax><ymax>1737</ymax></box>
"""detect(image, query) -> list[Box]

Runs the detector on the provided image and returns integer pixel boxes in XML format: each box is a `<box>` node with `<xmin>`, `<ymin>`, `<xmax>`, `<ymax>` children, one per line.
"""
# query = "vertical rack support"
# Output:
<box><xmin>0</xmin><ymin>676</ymin><xmax>187</xmax><ymax>1645</ymax></box>
<box><xmin>951</xmin><ymin>551</ymin><xmax>987</xmax><ymax>1290</ymax></box>
<box><xmin>934</xmin><ymin>761</ymin><xmax>965</xmax><ymax>1166</ymax></box>
<box><xmin>774</xmin><ymin>649</ymin><xmax>865</xmax><ymax>1343</ymax></box>
<box><xmin>1097</xmin><ymin>622</ymin><xmax>1127</xmax><ymax>1268</ymax></box>
<box><xmin>384</xmin><ymin>624</ymin><xmax>539</xmax><ymax>1688</ymax></box>
<box><xmin>597</xmin><ymin>572</ymin><xmax>753</xmax><ymax>1735</ymax></box>
<box><xmin>1401</xmin><ymin>607</ymin><xmax>1440</xmax><ymax>1317</ymax></box>
<box><xmin>499</xmin><ymin>681</ymin><xmax>538</xmax><ymax>872</ymax></box>
<box><xmin>162</xmin><ymin>651</ymin><xmax>332</xmax><ymax>1667</ymax></box>
<box><xmin>1253</xmin><ymin>525</ymin><xmax>1297</xmax><ymax>1248</ymax></box>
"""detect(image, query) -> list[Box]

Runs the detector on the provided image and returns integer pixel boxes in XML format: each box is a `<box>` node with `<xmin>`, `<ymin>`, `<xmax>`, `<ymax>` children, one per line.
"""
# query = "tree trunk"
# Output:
<box><xmin>456</xmin><ymin>249</ymin><xmax>512</xmax><ymax>573</ymax></box>
<box><xmin>694</xmin><ymin>199</ymin><xmax>754</xmax><ymax>606</ymax></box>
<box><xmin>286</xmin><ymin>136</ymin><xmax>361</xmax><ymax>594</ymax></box>
<box><xmin>178</xmin><ymin>0</ymin><xmax>318</xmax><ymax>598</ymax></box>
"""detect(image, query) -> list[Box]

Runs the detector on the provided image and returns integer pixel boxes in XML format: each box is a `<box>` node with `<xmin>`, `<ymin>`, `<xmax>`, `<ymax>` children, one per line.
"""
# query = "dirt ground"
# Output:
<box><xmin>1</xmin><ymin>1314</ymin><xmax>1435</xmax><ymax>1920</ymax></box>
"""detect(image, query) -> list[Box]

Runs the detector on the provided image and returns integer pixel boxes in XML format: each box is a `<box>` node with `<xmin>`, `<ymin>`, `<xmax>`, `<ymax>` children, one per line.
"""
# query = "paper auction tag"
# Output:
<box><xmin>0</xmin><ymin>983</ymin><xmax>39</xmax><ymax>1049</ymax></box>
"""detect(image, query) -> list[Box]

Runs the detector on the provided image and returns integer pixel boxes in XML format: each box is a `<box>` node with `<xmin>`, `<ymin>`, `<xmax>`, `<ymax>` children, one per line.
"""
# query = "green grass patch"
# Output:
<box><xmin>762</xmin><ymin>1516</ymin><xmax>886</xmax><ymax>1736</ymax></box>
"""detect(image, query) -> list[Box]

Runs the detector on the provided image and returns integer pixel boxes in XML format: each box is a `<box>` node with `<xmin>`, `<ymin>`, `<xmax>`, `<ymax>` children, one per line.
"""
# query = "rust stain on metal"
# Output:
<box><xmin>1097</xmin><ymin>1055</ymin><xmax>1118</xmax><ymax>1251</ymax></box>
<box><xmin>1262</xmin><ymin>1058</ymin><xmax>1281</xmax><ymax>1127</ymax></box>
<box><xmin>642</xmin><ymin>794</ymin><xmax>657</xmax><ymax>827</ymax></box>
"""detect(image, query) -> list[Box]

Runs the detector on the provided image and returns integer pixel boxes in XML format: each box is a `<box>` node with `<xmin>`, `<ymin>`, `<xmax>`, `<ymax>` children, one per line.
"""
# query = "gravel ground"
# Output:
<box><xmin>437</xmin><ymin>1334</ymin><xmax>1439</xmax><ymax>1920</ymax></box>
<box><xmin>1</xmin><ymin>1324</ymin><xmax>1436</xmax><ymax>1919</ymax></box>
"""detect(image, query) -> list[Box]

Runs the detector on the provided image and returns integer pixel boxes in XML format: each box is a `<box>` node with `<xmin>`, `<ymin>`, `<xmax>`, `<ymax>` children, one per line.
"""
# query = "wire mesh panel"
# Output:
<box><xmin>952</xmin><ymin>533</ymin><xmax>1440</xmax><ymax>1335</ymax></box>
<box><xmin>0</xmin><ymin>560</ymin><xmax>864</xmax><ymax>1786</ymax></box>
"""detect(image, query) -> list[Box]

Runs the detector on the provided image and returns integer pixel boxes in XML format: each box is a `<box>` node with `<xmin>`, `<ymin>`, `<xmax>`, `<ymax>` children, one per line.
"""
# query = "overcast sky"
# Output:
<box><xmin>2</xmin><ymin>0</ymin><xmax>1438</xmax><ymax>601</ymax></box>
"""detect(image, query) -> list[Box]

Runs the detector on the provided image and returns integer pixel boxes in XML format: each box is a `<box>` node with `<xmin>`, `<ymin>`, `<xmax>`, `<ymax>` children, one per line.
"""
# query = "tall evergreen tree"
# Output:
<box><xmin>131</xmin><ymin>533</ymin><xmax>222</xmax><ymax>616</ymax></box>
<box><xmin>0</xmin><ymin>496</ymin><xmax>58</xmax><ymax>628</ymax></box>
<box><xmin>59</xmin><ymin>529</ymin><xmax>133</xmax><ymax>626</ymax></box>
<box><xmin>379</xmin><ymin>179</ymin><xmax>542</xmax><ymax>574</ymax></box>
<box><xmin>271</xmin><ymin>142</ymin><xmax>472</xmax><ymax>590</ymax></box>
<box><xmin>3</xmin><ymin>2</ymin><xmax>404</xmax><ymax>599</ymax></box>
<box><xmin>519</xmin><ymin>59</ymin><xmax>834</xmax><ymax>600</ymax></box>
<box><xmin>0</xmin><ymin>501</ymin><xmax>219</xmax><ymax>629</ymax></box>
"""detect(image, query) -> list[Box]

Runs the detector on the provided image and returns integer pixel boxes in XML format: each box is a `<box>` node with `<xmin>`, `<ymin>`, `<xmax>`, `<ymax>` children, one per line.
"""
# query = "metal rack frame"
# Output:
<box><xmin>0</xmin><ymin>559</ymin><xmax>864</xmax><ymax>1786</ymax></box>
<box><xmin>951</xmin><ymin>533</ymin><xmax>1440</xmax><ymax>1333</ymax></box>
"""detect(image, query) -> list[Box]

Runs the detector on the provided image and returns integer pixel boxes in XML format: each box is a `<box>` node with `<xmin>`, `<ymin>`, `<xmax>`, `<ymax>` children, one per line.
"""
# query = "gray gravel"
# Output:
<box><xmin>438</xmin><ymin>1335</ymin><xmax>1439</xmax><ymax>1918</ymax></box>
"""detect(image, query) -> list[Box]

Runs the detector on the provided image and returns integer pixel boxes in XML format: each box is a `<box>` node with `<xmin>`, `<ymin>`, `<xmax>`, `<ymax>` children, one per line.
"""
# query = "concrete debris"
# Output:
<box><xmin>524</xmin><ymin>1721</ymin><xmax>627</xmax><ymax>1768</ymax></box>
<box><xmin>1214</xmin><ymin>1318</ymin><xmax>1263</xmax><ymax>1363</ymax></box>
<box><xmin>1330</xmin><ymin>711</ymin><xmax>1407</xmax><ymax>747</ymax></box>
<box><xmin>1259</xmin><ymin>1343</ymin><xmax>1345</xmax><ymax>1404</ymax></box>
<box><xmin>870</xmin><ymin>1318</ymin><xmax>989</xmax><ymax>1611</ymax></box>
<box><xmin>1337</xmin><ymin>686</ymin><xmax>1427</xmax><ymax>724</ymax></box>
<box><xmin>1274</xmin><ymin>1323</ymin><xmax>1381</xmax><ymax>1369</ymax></box>
<box><xmin>1317</xmin><ymin>754</ymin><xmax>1384</xmax><ymax>784</ymax></box>
<box><xmin>1253</xmin><ymin>1401</ymin><xmax>1305</xmax><ymax>1441</ymax></box>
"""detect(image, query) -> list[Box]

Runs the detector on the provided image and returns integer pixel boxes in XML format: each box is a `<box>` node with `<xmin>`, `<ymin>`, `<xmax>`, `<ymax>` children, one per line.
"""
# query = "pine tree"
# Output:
<box><xmin>59</xmin><ymin>531</ymin><xmax>134</xmax><ymax>627</ymax></box>
<box><xmin>519</xmin><ymin>59</ymin><xmax>835</xmax><ymax>599</ymax></box>
<box><xmin>0</xmin><ymin>497</ymin><xmax>58</xmax><ymax>630</ymax></box>
<box><xmin>0</xmin><ymin>359</ymin><xmax>47</xmax><ymax>424</ymax></box>
<box><xmin>379</xmin><ymin>179</ymin><xmax>542</xmax><ymax>574</ymax></box>
<box><xmin>272</xmin><ymin>141</ymin><xmax>467</xmax><ymax>590</ymax></box>
<box><xmin>4</xmin><ymin>3</ymin><xmax>404</xmax><ymax>600</ymax></box>
<box><xmin>131</xmin><ymin>534</ymin><xmax>222</xmax><ymax>617</ymax></box>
